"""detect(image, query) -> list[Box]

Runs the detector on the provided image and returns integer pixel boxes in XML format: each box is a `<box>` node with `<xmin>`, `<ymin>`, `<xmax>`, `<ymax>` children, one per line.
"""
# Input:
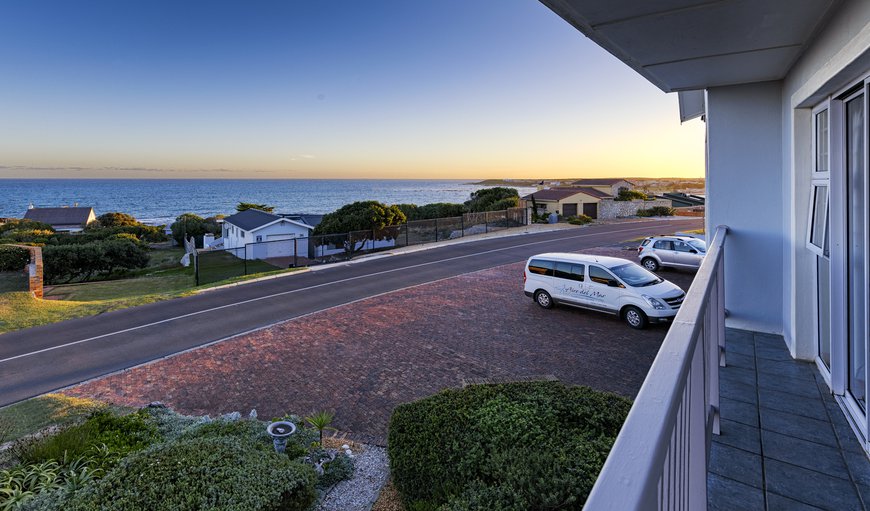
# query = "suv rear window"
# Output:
<box><xmin>640</xmin><ymin>238</ymin><xmax>652</xmax><ymax>247</ymax></box>
<box><xmin>528</xmin><ymin>259</ymin><xmax>554</xmax><ymax>276</ymax></box>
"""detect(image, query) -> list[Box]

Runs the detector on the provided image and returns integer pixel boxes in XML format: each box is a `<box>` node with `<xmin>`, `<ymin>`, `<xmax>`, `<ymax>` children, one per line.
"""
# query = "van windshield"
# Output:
<box><xmin>610</xmin><ymin>263</ymin><xmax>662</xmax><ymax>287</ymax></box>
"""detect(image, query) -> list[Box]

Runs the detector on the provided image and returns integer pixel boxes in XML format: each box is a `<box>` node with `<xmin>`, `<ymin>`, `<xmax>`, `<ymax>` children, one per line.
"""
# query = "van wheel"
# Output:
<box><xmin>623</xmin><ymin>306</ymin><xmax>648</xmax><ymax>329</ymax></box>
<box><xmin>534</xmin><ymin>290</ymin><xmax>554</xmax><ymax>309</ymax></box>
<box><xmin>642</xmin><ymin>258</ymin><xmax>660</xmax><ymax>272</ymax></box>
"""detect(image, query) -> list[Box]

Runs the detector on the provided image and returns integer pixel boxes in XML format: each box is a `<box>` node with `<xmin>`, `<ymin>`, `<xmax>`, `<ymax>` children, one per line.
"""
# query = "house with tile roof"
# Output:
<box><xmin>571</xmin><ymin>178</ymin><xmax>636</xmax><ymax>197</ymax></box>
<box><xmin>23</xmin><ymin>206</ymin><xmax>96</xmax><ymax>233</ymax></box>
<box><xmin>521</xmin><ymin>187</ymin><xmax>609</xmax><ymax>218</ymax></box>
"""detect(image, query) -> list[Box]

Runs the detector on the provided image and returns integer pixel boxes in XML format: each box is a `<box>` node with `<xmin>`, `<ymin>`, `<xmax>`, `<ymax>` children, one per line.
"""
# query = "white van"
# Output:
<box><xmin>523</xmin><ymin>253</ymin><xmax>686</xmax><ymax>329</ymax></box>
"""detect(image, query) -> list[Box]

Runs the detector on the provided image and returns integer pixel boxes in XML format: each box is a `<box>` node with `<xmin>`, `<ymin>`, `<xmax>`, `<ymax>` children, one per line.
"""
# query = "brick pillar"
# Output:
<box><xmin>17</xmin><ymin>245</ymin><xmax>43</xmax><ymax>298</ymax></box>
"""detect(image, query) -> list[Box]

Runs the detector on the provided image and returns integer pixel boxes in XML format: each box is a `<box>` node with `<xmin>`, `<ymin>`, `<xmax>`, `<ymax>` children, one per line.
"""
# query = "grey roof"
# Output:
<box><xmin>223</xmin><ymin>209</ymin><xmax>282</xmax><ymax>231</ymax></box>
<box><xmin>23</xmin><ymin>207</ymin><xmax>94</xmax><ymax>226</ymax></box>
<box><xmin>523</xmin><ymin>187</ymin><xmax>611</xmax><ymax>201</ymax></box>
<box><xmin>279</xmin><ymin>214</ymin><xmax>322</xmax><ymax>228</ymax></box>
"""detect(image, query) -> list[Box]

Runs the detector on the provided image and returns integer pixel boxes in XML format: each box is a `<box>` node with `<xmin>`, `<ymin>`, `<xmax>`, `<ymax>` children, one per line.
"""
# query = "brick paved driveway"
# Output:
<box><xmin>64</xmin><ymin>247</ymin><xmax>696</xmax><ymax>445</ymax></box>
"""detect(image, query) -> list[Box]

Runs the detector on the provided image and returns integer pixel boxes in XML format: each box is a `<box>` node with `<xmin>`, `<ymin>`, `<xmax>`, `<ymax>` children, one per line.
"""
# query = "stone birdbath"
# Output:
<box><xmin>267</xmin><ymin>421</ymin><xmax>297</xmax><ymax>453</ymax></box>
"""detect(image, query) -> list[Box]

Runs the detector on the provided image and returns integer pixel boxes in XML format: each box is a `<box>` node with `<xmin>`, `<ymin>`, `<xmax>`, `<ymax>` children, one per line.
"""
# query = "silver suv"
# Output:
<box><xmin>637</xmin><ymin>235</ymin><xmax>706</xmax><ymax>272</ymax></box>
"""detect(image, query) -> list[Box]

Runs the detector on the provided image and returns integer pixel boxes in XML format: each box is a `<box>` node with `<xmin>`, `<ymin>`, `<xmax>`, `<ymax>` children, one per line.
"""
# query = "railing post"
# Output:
<box><xmin>293</xmin><ymin>238</ymin><xmax>298</xmax><ymax>268</ymax></box>
<box><xmin>461</xmin><ymin>216</ymin><xmax>465</xmax><ymax>237</ymax></box>
<box><xmin>485</xmin><ymin>212</ymin><xmax>489</xmax><ymax>233</ymax></box>
<box><xmin>405</xmin><ymin>222</ymin><xmax>409</xmax><ymax>246</ymax></box>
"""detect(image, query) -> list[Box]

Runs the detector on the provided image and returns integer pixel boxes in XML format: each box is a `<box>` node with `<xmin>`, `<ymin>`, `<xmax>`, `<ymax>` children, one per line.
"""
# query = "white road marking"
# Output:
<box><xmin>0</xmin><ymin>220</ymin><xmax>698</xmax><ymax>364</ymax></box>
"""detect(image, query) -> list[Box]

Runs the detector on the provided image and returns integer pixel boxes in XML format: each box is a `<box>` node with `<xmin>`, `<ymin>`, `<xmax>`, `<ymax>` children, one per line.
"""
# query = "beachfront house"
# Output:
<box><xmin>539</xmin><ymin>0</ymin><xmax>870</xmax><ymax>509</ymax></box>
<box><xmin>571</xmin><ymin>178</ymin><xmax>635</xmax><ymax>197</ymax></box>
<box><xmin>521</xmin><ymin>187</ymin><xmax>608</xmax><ymax>218</ymax></box>
<box><xmin>23</xmin><ymin>206</ymin><xmax>96</xmax><ymax>233</ymax></box>
<box><xmin>221</xmin><ymin>209</ymin><xmax>313</xmax><ymax>260</ymax></box>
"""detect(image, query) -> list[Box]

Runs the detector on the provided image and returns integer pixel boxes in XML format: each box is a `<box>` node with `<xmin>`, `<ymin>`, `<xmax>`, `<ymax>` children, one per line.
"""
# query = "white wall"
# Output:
<box><xmin>706</xmin><ymin>81</ymin><xmax>784</xmax><ymax>334</ymax></box>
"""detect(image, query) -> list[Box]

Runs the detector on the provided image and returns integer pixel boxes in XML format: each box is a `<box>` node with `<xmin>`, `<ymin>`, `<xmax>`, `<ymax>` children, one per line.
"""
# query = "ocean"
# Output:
<box><xmin>0</xmin><ymin>179</ymin><xmax>537</xmax><ymax>226</ymax></box>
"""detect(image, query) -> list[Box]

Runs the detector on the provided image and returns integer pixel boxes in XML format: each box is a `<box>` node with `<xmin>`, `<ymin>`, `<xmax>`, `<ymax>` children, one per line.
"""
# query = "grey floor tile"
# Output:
<box><xmin>728</xmin><ymin>341</ymin><xmax>755</xmax><ymax>357</ymax></box>
<box><xmin>855</xmin><ymin>483</ymin><xmax>870</xmax><ymax>510</ymax></box>
<box><xmin>766</xmin><ymin>493</ymin><xmax>826</xmax><ymax>511</ymax></box>
<box><xmin>714</xmin><ymin>418</ymin><xmax>761</xmax><ymax>454</ymax></box>
<box><xmin>726</xmin><ymin>328</ymin><xmax>755</xmax><ymax>345</ymax></box>
<box><xmin>708</xmin><ymin>473</ymin><xmax>765</xmax><ymax>511</ymax></box>
<box><xmin>760</xmin><ymin>408</ymin><xmax>838</xmax><ymax>448</ymax></box>
<box><xmin>765</xmin><ymin>458</ymin><xmax>862</xmax><ymax>510</ymax></box>
<box><xmin>755</xmin><ymin>345</ymin><xmax>794</xmax><ymax>362</ymax></box>
<box><xmin>761</xmin><ymin>430</ymin><xmax>848</xmax><ymax>478</ymax></box>
<box><xmin>757</xmin><ymin>359</ymin><xmax>817</xmax><ymax>381</ymax></box>
<box><xmin>755</xmin><ymin>332</ymin><xmax>787</xmax><ymax>348</ymax></box>
<box><xmin>758</xmin><ymin>387</ymin><xmax>829</xmax><ymax>421</ymax></box>
<box><xmin>843</xmin><ymin>449</ymin><xmax>870</xmax><ymax>487</ymax></box>
<box><xmin>727</xmin><ymin>351</ymin><xmax>756</xmax><ymax>370</ymax></box>
<box><xmin>709</xmin><ymin>442</ymin><xmax>763</xmax><ymax>488</ymax></box>
<box><xmin>722</xmin><ymin>378</ymin><xmax>759</xmax><ymax>405</ymax></box>
<box><xmin>721</xmin><ymin>396</ymin><xmax>759</xmax><ymax>427</ymax></box>
<box><xmin>722</xmin><ymin>365</ymin><xmax>758</xmax><ymax>386</ymax></box>
<box><xmin>756</xmin><ymin>372</ymin><xmax>822</xmax><ymax>398</ymax></box>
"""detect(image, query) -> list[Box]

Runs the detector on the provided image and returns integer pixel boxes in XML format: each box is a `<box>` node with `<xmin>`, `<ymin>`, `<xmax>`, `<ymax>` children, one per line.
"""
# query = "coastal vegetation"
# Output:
<box><xmin>387</xmin><ymin>382</ymin><xmax>631</xmax><ymax>510</ymax></box>
<box><xmin>168</xmin><ymin>213</ymin><xmax>222</xmax><ymax>247</ymax></box>
<box><xmin>235</xmin><ymin>202</ymin><xmax>275</xmax><ymax>213</ymax></box>
<box><xmin>0</xmin><ymin>406</ymin><xmax>350</xmax><ymax>511</ymax></box>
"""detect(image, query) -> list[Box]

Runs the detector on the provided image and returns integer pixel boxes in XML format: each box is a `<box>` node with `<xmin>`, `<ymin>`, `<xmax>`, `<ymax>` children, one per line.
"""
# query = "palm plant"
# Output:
<box><xmin>304</xmin><ymin>411</ymin><xmax>337</xmax><ymax>444</ymax></box>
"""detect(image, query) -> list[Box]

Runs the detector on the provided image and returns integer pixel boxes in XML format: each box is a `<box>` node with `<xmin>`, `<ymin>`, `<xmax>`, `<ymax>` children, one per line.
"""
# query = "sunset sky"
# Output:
<box><xmin>0</xmin><ymin>0</ymin><xmax>705</xmax><ymax>180</ymax></box>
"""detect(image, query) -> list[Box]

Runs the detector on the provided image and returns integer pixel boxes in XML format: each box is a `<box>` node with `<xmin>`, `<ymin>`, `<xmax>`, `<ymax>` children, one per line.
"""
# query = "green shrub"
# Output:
<box><xmin>0</xmin><ymin>220</ymin><xmax>53</xmax><ymax>235</ymax></box>
<box><xmin>614</xmin><ymin>189</ymin><xmax>648</xmax><ymax>201</ymax></box>
<box><xmin>61</xmin><ymin>436</ymin><xmax>317</xmax><ymax>511</ymax></box>
<box><xmin>637</xmin><ymin>206</ymin><xmax>676</xmax><ymax>217</ymax></box>
<box><xmin>0</xmin><ymin>246</ymin><xmax>30</xmax><ymax>272</ymax></box>
<box><xmin>464</xmin><ymin>188</ymin><xmax>520</xmax><ymax>212</ymax></box>
<box><xmin>17</xmin><ymin>410</ymin><xmax>158</xmax><ymax>466</ymax></box>
<box><xmin>387</xmin><ymin>382</ymin><xmax>631</xmax><ymax>510</ymax></box>
<box><xmin>42</xmin><ymin>239</ymin><xmax>149</xmax><ymax>283</ymax></box>
<box><xmin>567</xmin><ymin>214</ymin><xmax>593</xmax><ymax>226</ymax></box>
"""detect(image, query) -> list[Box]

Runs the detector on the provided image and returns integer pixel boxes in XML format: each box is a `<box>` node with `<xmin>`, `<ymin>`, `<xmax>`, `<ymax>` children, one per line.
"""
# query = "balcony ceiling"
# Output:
<box><xmin>539</xmin><ymin>0</ymin><xmax>841</xmax><ymax>92</ymax></box>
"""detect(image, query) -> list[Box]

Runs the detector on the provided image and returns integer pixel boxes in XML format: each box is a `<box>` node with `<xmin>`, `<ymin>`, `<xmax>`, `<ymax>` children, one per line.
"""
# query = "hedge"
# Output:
<box><xmin>637</xmin><ymin>206</ymin><xmax>676</xmax><ymax>217</ymax></box>
<box><xmin>51</xmin><ymin>436</ymin><xmax>317</xmax><ymax>511</ymax></box>
<box><xmin>387</xmin><ymin>382</ymin><xmax>632</xmax><ymax>510</ymax></box>
<box><xmin>0</xmin><ymin>245</ymin><xmax>30</xmax><ymax>272</ymax></box>
<box><xmin>42</xmin><ymin>239</ymin><xmax>149</xmax><ymax>283</ymax></box>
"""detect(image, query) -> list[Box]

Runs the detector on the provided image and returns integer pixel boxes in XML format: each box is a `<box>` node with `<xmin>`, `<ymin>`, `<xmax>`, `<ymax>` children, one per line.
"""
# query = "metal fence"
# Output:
<box><xmin>195</xmin><ymin>207</ymin><xmax>527</xmax><ymax>285</ymax></box>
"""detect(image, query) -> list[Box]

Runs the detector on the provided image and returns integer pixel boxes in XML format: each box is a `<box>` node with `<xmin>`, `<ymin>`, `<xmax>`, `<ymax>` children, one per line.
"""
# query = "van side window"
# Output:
<box><xmin>653</xmin><ymin>240</ymin><xmax>674</xmax><ymax>250</ymax></box>
<box><xmin>528</xmin><ymin>259</ymin><xmax>554</xmax><ymax>276</ymax></box>
<box><xmin>555</xmin><ymin>262</ymin><xmax>584</xmax><ymax>282</ymax></box>
<box><xmin>588</xmin><ymin>265</ymin><xmax>614</xmax><ymax>285</ymax></box>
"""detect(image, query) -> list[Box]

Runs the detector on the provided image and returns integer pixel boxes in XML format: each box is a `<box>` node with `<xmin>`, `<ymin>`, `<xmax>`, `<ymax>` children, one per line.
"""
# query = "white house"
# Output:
<box><xmin>221</xmin><ymin>209</ymin><xmax>313</xmax><ymax>260</ymax></box>
<box><xmin>539</xmin><ymin>0</ymin><xmax>870</xmax><ymax>509</ymax></box>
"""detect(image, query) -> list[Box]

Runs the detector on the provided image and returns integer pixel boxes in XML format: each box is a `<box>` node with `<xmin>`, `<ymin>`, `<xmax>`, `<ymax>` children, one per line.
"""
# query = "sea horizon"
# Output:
<box><xmin>0</xmin><ymin>178</ymin><xmax>537</xmax><ymax>226</ymax></box>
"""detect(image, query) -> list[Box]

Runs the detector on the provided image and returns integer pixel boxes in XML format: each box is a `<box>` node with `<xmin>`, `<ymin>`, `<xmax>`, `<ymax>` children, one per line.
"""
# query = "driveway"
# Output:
<box><xmin>63</xmin><ymin>244</ymin><xmax>696</xmax><ymax>445</ymax></box>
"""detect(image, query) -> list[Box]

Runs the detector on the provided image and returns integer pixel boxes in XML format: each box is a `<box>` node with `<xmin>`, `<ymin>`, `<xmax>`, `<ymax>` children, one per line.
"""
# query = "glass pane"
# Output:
<box><xmin>816</xmin><ymin>109</ymin><xmax>829</xmax><ymax>172</ymax></box>
<box><xmin>846</xmin><ymin>94</ymin><xmax>865</xmax><ymax>410</ymax></box>
<box><xmin>818</xmin><ymin>256</ymin><xmax>831</xmax><ymax>369</ymax></box>
<box><xmin>810</xmin><ymin>185</ymin><xmax>828</xmax><ymax>248</ymax></box>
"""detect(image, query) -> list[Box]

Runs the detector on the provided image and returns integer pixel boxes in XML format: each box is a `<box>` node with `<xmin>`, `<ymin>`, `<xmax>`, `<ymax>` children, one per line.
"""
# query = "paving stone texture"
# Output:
<box><xmin>63</xmin><ymin>245</ymin><xmax>694</xmax><ymax>445</ymax></box>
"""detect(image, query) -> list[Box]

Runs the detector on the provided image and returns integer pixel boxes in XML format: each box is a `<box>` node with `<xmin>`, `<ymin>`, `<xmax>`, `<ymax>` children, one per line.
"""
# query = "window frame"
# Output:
<box><xmin>806</xmin><ymin>181</ymin><xmax>830</xmax><ymax>257</ymax></box>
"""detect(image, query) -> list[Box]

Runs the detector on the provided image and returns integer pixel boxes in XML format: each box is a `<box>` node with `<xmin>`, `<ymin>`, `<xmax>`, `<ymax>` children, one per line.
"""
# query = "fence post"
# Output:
<box><xmin>434</xmin><ymin>218</ymin><xmax>439</xmax><ymax>242</ymax></box>
<box><xmin>244</xmin><ymin>245</ymin><xmax>248</xmax><ymax>275</ymax></box>
<box><xmin>294</xmin><ymin>238</ymin><xmax>298</xmax><ymax>268</ymax></box>
<box><xmin>485</xmin><ymin>212</ymin><xmax>489</xmax><ymax>233</ymax></box>
<box><xmin>195</xmin><ymin>252</ymin><xmax>199</xmax><ymax>286</ymax></box>
<box><xmin>405</xmin><ymin>222</ymin><xmax>409</xmax><ymax>246</ymax></box>
<box><xmin>461</xmin><ymin>216</ymin><xmax>465</xmax><ymax>237</ymax></box>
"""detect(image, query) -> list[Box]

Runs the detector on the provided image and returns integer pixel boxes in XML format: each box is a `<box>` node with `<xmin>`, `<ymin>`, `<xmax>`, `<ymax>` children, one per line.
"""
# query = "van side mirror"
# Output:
<box><xmin>689</xmin><ymin>249</ymin><xmax>697</xmax><ymax>254</ymax></box>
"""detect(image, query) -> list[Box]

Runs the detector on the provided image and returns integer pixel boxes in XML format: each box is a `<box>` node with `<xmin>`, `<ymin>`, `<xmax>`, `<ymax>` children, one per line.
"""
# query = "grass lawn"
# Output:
<box><xmin>0</xmin><ymin>394</ymin><xmax>121</xmax><ymax>443</ymax></box>
<box><xmin>0</xmin><ymin>248</ymin><xmax>301</xmax><ymax>334</ymax></box>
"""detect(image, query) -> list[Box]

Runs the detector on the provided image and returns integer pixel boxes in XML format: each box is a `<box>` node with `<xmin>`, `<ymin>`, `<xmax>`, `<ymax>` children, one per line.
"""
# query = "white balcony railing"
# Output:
<box><xmin>584</xmin><ymin>225</ymin><xmax>728</xmax><ymax>511</ymax></box>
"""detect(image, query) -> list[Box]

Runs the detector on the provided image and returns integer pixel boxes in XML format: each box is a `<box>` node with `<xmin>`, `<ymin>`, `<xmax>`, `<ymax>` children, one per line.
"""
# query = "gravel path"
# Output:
<box><xmin>317</xmin><ymin>446</ymin><xmax>390</xmax><ymax>511</ymax></box>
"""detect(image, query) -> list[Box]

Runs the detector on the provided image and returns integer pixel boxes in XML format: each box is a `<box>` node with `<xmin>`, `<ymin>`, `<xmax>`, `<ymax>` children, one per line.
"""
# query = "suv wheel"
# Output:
<box><xmin>534</xmin><ymin>290</ymin><xmax>554</xmax><ymax>309</ymax></box>
<box><xmin>623</xmin><ymin>306</ymin><xmax>648</xmax><ymax>329</ymax></box>
<box><xmin>642</xmin><ymin>257</ymin><xmax>660</xmax><ymax>272</ymax></box>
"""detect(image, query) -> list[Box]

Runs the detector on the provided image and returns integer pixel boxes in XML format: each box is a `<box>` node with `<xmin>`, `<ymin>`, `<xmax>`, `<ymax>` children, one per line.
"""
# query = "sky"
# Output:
<box><xmin>0</xmin><ymin>0</ymin><xmax>705</xmax><ymax>180</ymax></box>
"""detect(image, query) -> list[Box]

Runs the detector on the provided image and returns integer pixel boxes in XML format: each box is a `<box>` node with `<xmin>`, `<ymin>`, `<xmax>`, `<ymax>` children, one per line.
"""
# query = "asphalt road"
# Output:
<box><xmin>0</xmin><ymin>218</ymin><xmax>702</xmax><ymax>406</ymax></box>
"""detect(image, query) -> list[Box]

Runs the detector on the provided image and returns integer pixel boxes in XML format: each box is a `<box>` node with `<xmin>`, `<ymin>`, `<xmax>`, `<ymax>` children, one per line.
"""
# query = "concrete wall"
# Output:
<box><xmin>706</xmin><ymin>81</ymin><xmax>784</xmax><ymax>334</ymax></box>
<box><xmin>598</xmin><ymin>198</ymin><xmax>672</xmax><ymax>219</ymax></box>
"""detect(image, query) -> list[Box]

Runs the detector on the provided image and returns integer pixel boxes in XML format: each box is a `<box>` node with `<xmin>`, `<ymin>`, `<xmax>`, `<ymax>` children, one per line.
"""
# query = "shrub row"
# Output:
<box><xmin>637</xmin><ymin>206</ymin><xmax>676</xmax><ymax>217</ymax></box>
<box><xmin>0</xmin><ymin>245</ymin><xmax>31</xmax><ymax>272</ymax></box>
<box><xmin>387</xmin><ymin>382</ymin><xmax>632</xmax><ymax>510</ymax></box>
<box><xmin>42</xmin><ymin>239</ymin><xmax>149</xmax><ymax>284</ymax></box>
<box><xmin>567</xmin><ymin>214</ymin><xmax>594</xmax><ymax>225</ymax></box>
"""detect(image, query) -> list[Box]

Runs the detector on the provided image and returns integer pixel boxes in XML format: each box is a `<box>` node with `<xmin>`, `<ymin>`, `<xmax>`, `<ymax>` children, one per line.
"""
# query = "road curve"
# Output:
<box><xmin>0</xmin><ymin>218</ymin><xmax>702</xmax><ymax>406</ymax></box>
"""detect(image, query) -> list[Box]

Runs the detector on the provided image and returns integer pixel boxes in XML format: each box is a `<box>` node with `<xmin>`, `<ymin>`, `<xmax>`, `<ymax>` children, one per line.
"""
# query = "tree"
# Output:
<box><xmin>614</xmin><ymin>189</ymin><xmax>649</xmax><ymax>201</ymax></box>
<box><xmin>313</xmin><ymin>201</ymin><xmax>407</xmax><ymax>257</ymax></box>
<box><xmin>94</xmin><ymin>212</ymin><xmax>139</xmax><ymax>228</ymax></box>
<box><xmin>236</xmin><ymin>202</ymin><xmax>275</xmax><ymax>213</ymax></box>
<box><xmin>170</xmin><ymin>213</ymin><xmax>209</xmax><ymax>247</ymax></box>
<box><xmin>464</xmin><ymin>187</ymin><xmax>520</xmax><ymax>212</ymax></box>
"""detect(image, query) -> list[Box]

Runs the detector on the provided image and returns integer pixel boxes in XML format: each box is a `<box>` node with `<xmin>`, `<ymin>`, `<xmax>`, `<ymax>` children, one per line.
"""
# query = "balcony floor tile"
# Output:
<box><xmin>709</xmin><ymin>328</ymin><xmax>870</xmax><ymax>510</ymax></box>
